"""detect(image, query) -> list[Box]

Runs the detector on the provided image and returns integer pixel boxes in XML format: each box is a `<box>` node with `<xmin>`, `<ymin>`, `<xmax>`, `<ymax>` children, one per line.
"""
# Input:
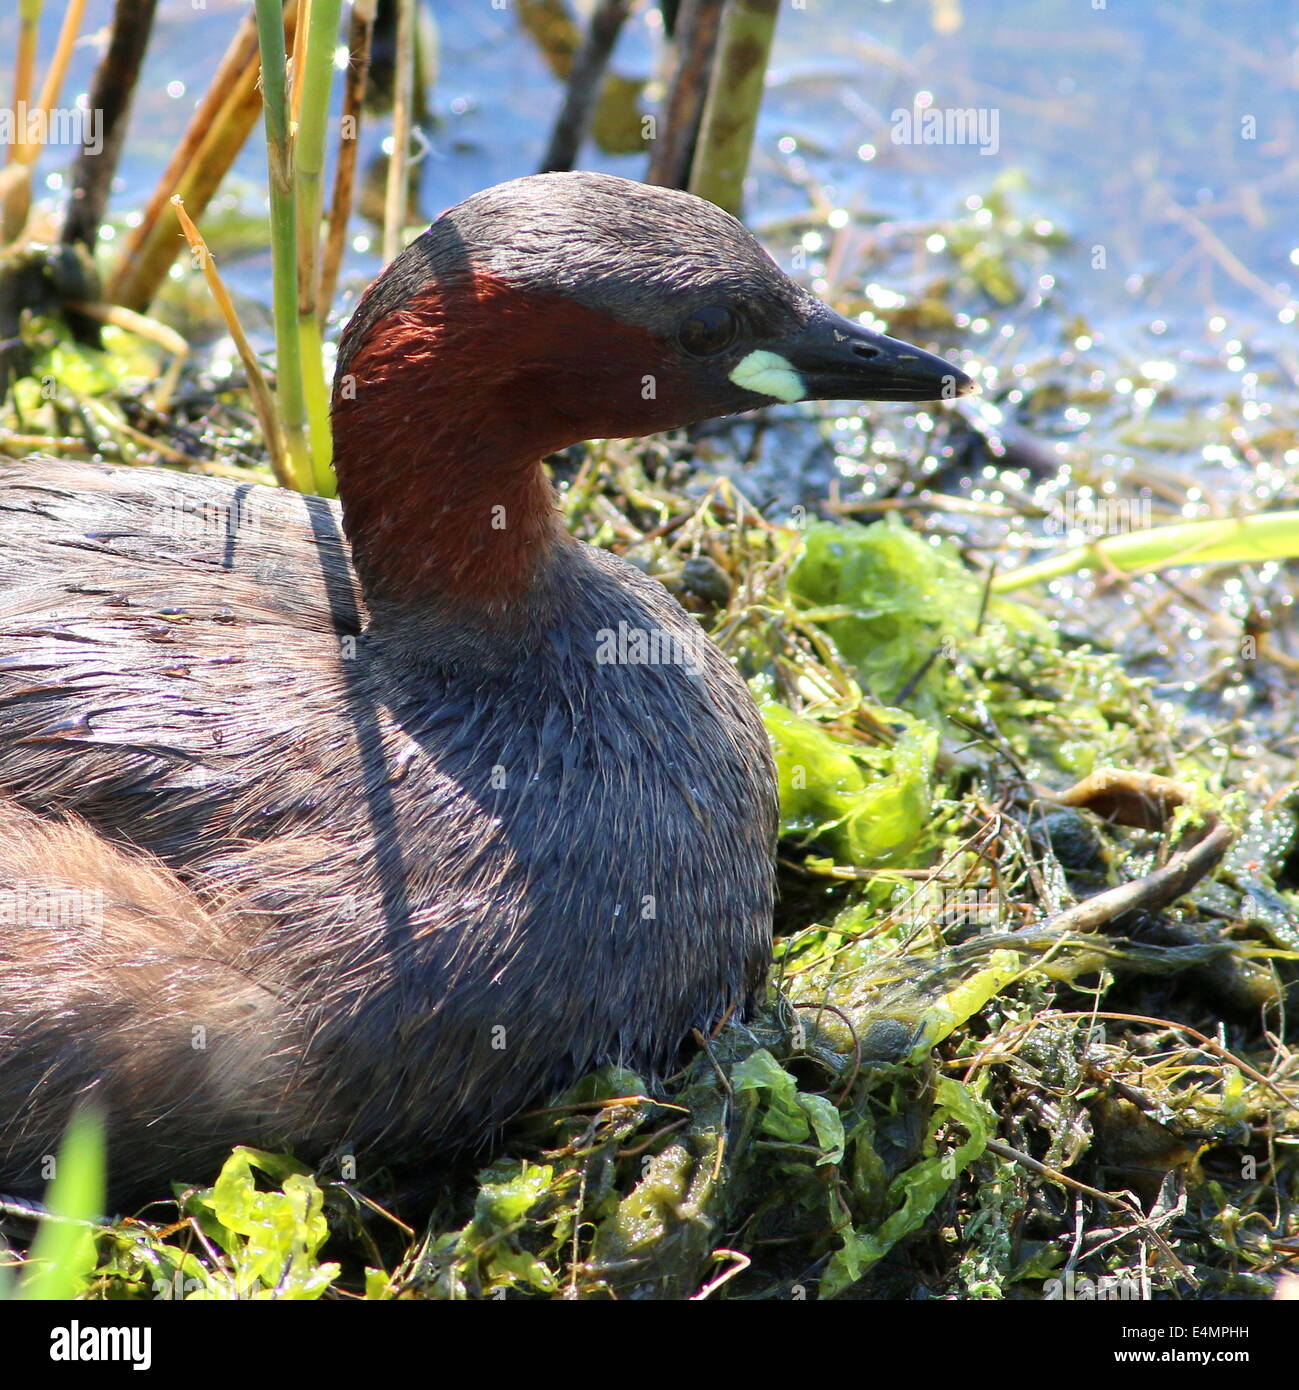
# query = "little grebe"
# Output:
<box><xmin>0</xmin><ymin>172</ymin><xmax>972</xmax><ymax>1204</ymax></box>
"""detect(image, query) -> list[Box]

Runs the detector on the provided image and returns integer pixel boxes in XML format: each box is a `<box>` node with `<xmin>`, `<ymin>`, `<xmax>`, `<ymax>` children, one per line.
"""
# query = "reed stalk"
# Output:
<box><xmin>10</xmin><ymin>0</ymin><xmax>44</xmax><ymax>167</ymax></box>
<box><xmin>991</xmin><ymin>512</ymin><xmax>1299</xmax><ymax>592</ymax></box>
<box><xmin>688</xmin><ymin>0</ymin><xmax>779</xmax><ymax>215</ymax></box>
<box><xmin>3</xmin><ymin>0</ymin><xmax>85</xmax><ymax>240</ymax></box>
<box><xmin>62</xmin><ymin>0</ymin><xmax>159</xmax><ymax>253</ymax></box>
<box><xmin>382</xmin><ymin>0</ymin><xmax>416</xmax><ymax>265</ymax></box>
<box><xmin>171</xmin><ymin>196</ymin><xmax>292</xmax><ymax>487</ymax></box>
<box><xmin>541</xmin><ymin>0</ymin><xmax>632</xmax><ymax>172</ymax></box>
<box><xmin>645</xmin><ymin>0</ymin><xmax>724</xmax><ymax>189</ymax></box>
<box><xmin>293</xmin><ymin>0</ymin><xmax>343</xmax><ymax>494</ymax></box>
<box><xmin>32</xmin><ymin>0</ymin><xmax>87</xmax><ymax>129</ymax></box>
<box><xmin>290</xmin><ymin>0</ymin><xmax>314</xmax><ymax>126</ymax></box>
<box><xmin>107</xmin><ymin>2</ymin><xmax>300</xmax><ymax>312</ymax></box>
<box><xmin>319</xmin><ymin>0</ymin><xmax>376</xmax><ymax>327</ymax></box>
<box><xmin>253</xmin><ymin>0</ymin><xmax>314</xmax><ymax>493</ymax></box>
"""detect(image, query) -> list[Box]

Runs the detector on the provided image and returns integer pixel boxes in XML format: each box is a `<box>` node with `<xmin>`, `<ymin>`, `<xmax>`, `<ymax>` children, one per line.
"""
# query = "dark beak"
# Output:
<box><xmin>781</xmin><ymin>304</ymin><xmax>976</xmax><ymax>403</ymax></box>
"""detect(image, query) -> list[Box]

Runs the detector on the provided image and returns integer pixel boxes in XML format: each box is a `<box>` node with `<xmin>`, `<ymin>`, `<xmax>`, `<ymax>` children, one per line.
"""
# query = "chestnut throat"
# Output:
<box><xmin>332</xmin><ymin>286</ymin><xmax>560</xmax><ymax>616</ymax></box>
<box><xmin>331</xmin><ymin>273</ymin><xmax>665</xmax><ymax>619</ymax></box>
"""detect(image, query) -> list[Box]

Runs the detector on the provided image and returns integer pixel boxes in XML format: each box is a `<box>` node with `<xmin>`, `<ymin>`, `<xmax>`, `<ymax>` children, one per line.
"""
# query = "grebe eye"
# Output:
<box><xmin>678</xmin><ymin>305</ymin><xmax>739</xmax><ymax>357</ymax></box>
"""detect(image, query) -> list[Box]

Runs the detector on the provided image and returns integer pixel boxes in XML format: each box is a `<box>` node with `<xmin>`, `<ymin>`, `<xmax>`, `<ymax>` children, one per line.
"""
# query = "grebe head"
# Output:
<box><xmin>331</xmin><ymin>172</ymin><xmax>973</xmax><ymax>609</ymax></box>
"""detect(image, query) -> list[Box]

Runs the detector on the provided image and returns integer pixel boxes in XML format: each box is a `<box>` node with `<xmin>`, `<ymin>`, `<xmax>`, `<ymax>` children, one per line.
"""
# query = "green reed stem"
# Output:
<box><xmin>17</xmin><ymin>1105</ymin><xmax>105</xmax><ymax>1301</ymax></box>
<box><xmin>992</xmin><ymin>511</ymin><xmax>1299</xmax><ymax>592</ymax></box>
<box><xmin>253</xmin><ymin>0</ymin><xmax>313</xmax><ymax>492</ymax></box>
<box><xmin>688</xmin><ymin>0</ymin><xmax>779</xmax><ymax>215</ymax></box>
<box><xmin>294</xmin><ymin>0</ymin><xmax>342</xmax><ymax>495</ymax></box>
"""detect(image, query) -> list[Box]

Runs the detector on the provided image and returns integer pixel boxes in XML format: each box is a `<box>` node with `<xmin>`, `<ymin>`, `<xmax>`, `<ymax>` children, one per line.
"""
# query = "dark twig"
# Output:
<box><xmin>1030</xmin><ymin>769</ymin><xmax>1234</xmax><ymax>934</ymax></box>
<box><xmin>1044</xmin><ymin>822</ymin><xmax>1233</xmax><ymax>936</ymax></box>
<box><xmin>540</xmin><ymin>0</ymin><xmax>633</xmax><ymax>173</ymax></box>
<box><xmin>645</xmin><ymin>0</ymin><xmax>725</xmax><ymax>189</ymax></box>
<box><xmin>984</xmin><ymin>1138</ymin><xmax>1194</xmax><ymax>1283</ymax></box>
<box><xmin>62</xmin><ymin>0</ymin><xmax>158</xmax><ymax>252</ymax></box>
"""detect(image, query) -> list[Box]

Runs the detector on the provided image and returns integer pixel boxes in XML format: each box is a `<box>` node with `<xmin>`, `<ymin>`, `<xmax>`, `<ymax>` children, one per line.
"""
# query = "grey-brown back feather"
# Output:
<box><xmin>0</xmin><ymin>458</ymin><xmax>775</xmax><ymax>1203</ymax></box>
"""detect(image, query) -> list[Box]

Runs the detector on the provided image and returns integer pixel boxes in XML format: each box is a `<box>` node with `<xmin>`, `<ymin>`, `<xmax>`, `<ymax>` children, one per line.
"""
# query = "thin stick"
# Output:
<box><xmin>382</xmin><ymin>0</ymin><xmax>416</xmax><ymax>266</ymax></box>
<box><xmin>169</xmin><ymin>197</ymin><xmax>292</xmax><ymax>488</ymax></box>
<box><xmin>984</xmin><ymin>1138</ymin><xmax>1194</xmax><ymax>1282</ymax></box>
<box><xmin>1037</xmin><ymin>823</ymin><xmax>1234</xmax><ymax>938</ymax></box>
<box><xmin>1158</xmin><ymin>187</ymin><xmax>1289</xmax><ymax>311</ymax></box>
<box><xmin>319</xmin><ymin>0</ymin><xmax>376</xmax><ymax>327</ymax></box>
<box><xmin>0</xmin><ymin>434</ymin><xmax>87</xmax><ymax>454</ymax></box>
<box><xmin>1046</xmin><ymin>1012</ymin><xmax>1297</xmax><ymax>1116</ymax></box>
<box><xmin>690</xmin><ymin>1249</ymin><xmax>752</xmax><ymax>1300</ymax></box>
<box><xmin>64</xmin><ymin>297</ymin><xmax>187</xmax><ymax>413</ymax></box>
<box><xmin>62</xmin><ymin>0</ymin><xmax>159</xmax><ymax>252</ymax></box>
<box><xmin>646</xmin><ymin>0</ymin><xmax>725</xmax><ymax>189</ymax></box>
<box><xmin>541</xmin><ymin>0</ymin><xmax>632</xmax><ymax>173</ymax></box>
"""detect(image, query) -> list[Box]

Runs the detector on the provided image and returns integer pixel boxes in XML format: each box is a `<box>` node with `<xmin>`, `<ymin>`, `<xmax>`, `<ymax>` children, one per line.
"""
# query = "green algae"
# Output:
<box><xmin>75</xmin><ymin>1147</ymin><xmax>340</xmax><ymax>1300</ymax></box>
<box><xmin>761</xmin><ymin>696</ymin><xmax>937</xmax><ymax>868</ymax></box>
<box><xmin>732</xmin><ymin>1048</ymin><xmax>846</xmax><ymax>1163</ymax></box>
<box><xmin>7</xmin><ymin>319</ymin><xmax>156</xmax><ymax>411</ymax></box>
<box><xmin>823</xmin><ymin>1075</ymin><xmax>990</xmax><ymax>1298</ymax></box>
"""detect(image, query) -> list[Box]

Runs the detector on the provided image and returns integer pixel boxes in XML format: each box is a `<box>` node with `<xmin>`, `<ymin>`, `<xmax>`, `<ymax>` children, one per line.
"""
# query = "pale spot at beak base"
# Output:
<box><xmin>729</xmin><ymin>350</ymin><xmax>804</xmax><ymax>404</ymax></box>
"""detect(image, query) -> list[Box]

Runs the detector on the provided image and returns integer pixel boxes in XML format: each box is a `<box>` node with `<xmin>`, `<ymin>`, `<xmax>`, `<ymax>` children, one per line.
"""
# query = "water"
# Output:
<box><xmin>10</xmin><ymin>2</ymin><xmax>1298</xmax><ymax>571</ymax></box>
<box><xmin>18</xmin><ymin>1</ymin><xmax>1295</xmax><ymax>323</ymax></box>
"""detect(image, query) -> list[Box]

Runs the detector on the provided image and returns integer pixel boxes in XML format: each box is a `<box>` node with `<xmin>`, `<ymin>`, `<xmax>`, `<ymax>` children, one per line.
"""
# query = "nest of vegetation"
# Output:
<box><xmin>2</xmin><ymin>193</ymin><xmax>1298</xmax><ymax>1302</ymax></box>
